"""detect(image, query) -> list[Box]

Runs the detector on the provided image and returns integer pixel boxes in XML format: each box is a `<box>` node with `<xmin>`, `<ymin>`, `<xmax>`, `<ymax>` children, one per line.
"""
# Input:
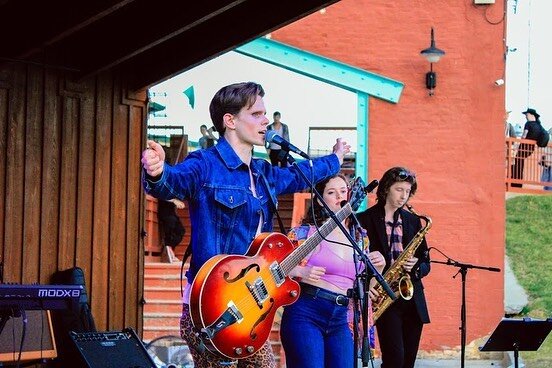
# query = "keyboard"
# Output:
<box><xmin>0</xmin><ymin>283</ymin><xmax>83</xmax><ymax>310</ymax></box>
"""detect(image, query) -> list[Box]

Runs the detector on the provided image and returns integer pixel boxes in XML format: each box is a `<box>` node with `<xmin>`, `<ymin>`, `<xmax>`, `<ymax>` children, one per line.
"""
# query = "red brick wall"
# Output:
<box><xmin>273</xmin><ymin>0</ymin><xmax>505</xmax><ymax>351</ymax></box>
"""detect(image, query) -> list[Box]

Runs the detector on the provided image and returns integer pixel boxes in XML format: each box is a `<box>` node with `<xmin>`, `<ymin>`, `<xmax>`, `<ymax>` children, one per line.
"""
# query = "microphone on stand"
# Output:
<box><xmin>265</xmin><ymin>130</ymin><xmax>310</xmax><ymax>160</ymax></box>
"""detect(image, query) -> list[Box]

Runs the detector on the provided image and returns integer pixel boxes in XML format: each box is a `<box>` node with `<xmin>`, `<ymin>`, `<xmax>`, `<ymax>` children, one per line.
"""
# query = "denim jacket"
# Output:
<box><xmin>143</xmin><ymin>137</ymin><xmax>341</xmax><ymax>281</ymax></box>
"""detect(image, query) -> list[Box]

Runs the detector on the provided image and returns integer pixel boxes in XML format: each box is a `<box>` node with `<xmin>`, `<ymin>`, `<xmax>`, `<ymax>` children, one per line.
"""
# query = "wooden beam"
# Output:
<box><xmin>122</xmin><ymin>0</ymin><xmax>339</xmax><ymax>90</ymax></box>
<box><xmin>54</xmin><ymin>1</ymin><xmax>247</xmax><ymax>79</ymax></box>
<box><xmin>0</xmin><ymin>0</ymin><xmax>136</xmax><ymax>58</ymax></box>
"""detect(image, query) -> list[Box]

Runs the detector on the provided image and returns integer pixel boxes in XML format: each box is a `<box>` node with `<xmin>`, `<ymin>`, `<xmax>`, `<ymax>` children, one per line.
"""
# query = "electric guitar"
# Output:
<box><xmin>189</xmin><ymin>177</ymin><xmax>367</xmax><ymax>359</ymax></box>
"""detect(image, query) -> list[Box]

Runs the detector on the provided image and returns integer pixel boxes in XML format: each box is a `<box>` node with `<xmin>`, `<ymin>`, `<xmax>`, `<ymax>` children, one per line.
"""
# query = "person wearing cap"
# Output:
<box><xmin>511</xmin><ymin>108</ymin><xmax>543</xmax><ymax>187</ymax></box>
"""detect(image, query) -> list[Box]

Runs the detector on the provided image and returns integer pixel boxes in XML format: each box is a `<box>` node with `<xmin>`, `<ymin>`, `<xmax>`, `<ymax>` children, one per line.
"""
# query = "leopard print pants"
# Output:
<box><xmin>180</xmin><ymin>304</ymin><xmax>276</xmax><ymax>368</ymax></box>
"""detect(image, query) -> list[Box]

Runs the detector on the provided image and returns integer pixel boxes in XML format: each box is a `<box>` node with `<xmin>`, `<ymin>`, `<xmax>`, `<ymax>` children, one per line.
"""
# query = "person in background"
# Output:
<box><xmin>157</xmin><ymin>198</ymin><xmax>186</xmax><ymax>263</ymax></box>
<box><xmin>511</xmin><ymin>108</ymin><xmax>543</xmax><ymax>187</ymax></box>
<box><xmin>280</xmin><ymin>174</ymin><xmax>385</xmax><ymax>368</ymax></box>
<box><xmin>198</xmin><ymin>124</ymin><xmax>218</xmax><ymax>149</ymax></box>
<box><xmin>540</xmin><ymin>128</ymin><xmax>552</xmax><ymax>191</ymax></box>
<box><xmin>142</xmin><ymin>81</ymin><xmax>350</xmax><ymax>368</ymax></box>
<box><xmin>266</xmin><ymin>111</ymin><xmax>290</xmax><ymax>167</ymax></box>
<box><xmin>505</xmin><ymin>110</ymin><xmax>518</xmax><ymax>170</ymax></box>
<box><xmin>356</xmin><ymin>167</ymin><xmax>431</xmax><ymax>368</ymax></box>
<box><xmin>505</xmin><ymin>110</ymin><xmax>516</xmax><ymax>138</ymax></box>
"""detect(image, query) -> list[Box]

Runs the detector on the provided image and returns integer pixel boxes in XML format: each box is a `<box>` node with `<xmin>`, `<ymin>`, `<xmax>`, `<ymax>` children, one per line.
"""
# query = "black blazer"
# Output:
<box><xmin>357</xmin><ymin>202</ymin><xmax>431</xmax><ymax>323</ymax></box>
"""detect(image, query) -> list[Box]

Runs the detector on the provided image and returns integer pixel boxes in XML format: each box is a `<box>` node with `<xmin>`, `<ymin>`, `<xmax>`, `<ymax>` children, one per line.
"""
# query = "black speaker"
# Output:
<box><xmin>0</xmin><ymin>310</ymin><xmax>57</xmax><ymax>363</ymax></box>
<box><xmin>70</xmin><ymin>328</ymin><xmax>156</xmax><ymax>368</ymax></box>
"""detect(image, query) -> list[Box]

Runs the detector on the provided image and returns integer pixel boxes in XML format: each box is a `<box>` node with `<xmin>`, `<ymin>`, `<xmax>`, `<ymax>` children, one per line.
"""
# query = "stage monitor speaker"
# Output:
<box><xmin>0</xmin><ymin>310</ymin><xmax>57</xmax><ymax>363</ymax></box>
<box><xmin>70</xmin><ymin>328</ymin><xmax>156</xmax><ymax>368</ymax></box>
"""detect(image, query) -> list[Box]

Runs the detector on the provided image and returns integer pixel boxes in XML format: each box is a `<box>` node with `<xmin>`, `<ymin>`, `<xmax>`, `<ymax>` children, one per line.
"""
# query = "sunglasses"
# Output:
<box><xmin>397</xmin><ymin>170</ymin><xmax>416</xmax><ymax>181</ymax></box>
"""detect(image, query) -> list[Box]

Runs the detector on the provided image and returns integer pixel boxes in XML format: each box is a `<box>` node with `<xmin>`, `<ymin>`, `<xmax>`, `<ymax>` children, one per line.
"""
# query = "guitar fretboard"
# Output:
<box><xmin>281</xmin><ymin>203</ymin><xmax>353</xmax><ymax>274</ymax></box>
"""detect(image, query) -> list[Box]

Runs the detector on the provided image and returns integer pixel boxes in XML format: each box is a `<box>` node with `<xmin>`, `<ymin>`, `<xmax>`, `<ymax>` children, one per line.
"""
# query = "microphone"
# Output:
<box><xmin>364</xmin><ymin>179</ymin><xmax>379</xmax><ymax>193</ymax></box>
<box><xmin>265</xmin><ymin>130</ymin><xmax>310</xmax><ymax>160</ymax></box>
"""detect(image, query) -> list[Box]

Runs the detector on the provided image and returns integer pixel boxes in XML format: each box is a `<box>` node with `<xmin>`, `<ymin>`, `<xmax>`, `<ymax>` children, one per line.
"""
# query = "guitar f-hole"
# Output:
<box><xmin>224</xmin><ymin>264</ymin><xmax>260</xmax><ymax>283</ymax></box>
<box><xmin>249</xmin><ymin>298</ymin><xmax>274</xmax><ymax>340</ymax></box>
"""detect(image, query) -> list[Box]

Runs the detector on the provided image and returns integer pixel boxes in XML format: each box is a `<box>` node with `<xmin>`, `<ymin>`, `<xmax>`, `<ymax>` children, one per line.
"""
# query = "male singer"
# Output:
<box><xmin>142</xmin><ymin>81</ymin><xmax>350</xmax><ymax>368</ymax></box>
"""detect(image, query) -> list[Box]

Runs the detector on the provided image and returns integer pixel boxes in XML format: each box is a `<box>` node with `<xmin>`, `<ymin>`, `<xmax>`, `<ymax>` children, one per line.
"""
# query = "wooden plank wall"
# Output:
<box><xmin>0</xmin><ymin>63</ymin><xmax>146</xmax><ymax>334</ymax></box>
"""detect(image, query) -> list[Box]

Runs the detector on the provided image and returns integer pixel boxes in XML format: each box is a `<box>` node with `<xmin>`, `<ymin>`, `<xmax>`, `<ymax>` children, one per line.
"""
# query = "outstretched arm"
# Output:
<box><xmin>142</xmin><ymin>140</ymin><xmax>166</xmax><ymax>178</ymax></box>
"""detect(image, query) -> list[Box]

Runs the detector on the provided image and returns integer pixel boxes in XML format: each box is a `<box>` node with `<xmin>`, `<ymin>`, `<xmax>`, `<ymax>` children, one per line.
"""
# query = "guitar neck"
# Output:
<box><xmin>281</xmin><ymin>203</ymin><xmax>353</xmax><ymax>275</ymax></box>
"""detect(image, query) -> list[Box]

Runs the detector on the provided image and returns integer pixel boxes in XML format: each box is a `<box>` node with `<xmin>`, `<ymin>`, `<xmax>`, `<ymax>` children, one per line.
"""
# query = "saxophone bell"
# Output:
<box><xmin>398</xmin><ymin>275</ymin><xmax>414</xmax><ymax>300</ymax></box>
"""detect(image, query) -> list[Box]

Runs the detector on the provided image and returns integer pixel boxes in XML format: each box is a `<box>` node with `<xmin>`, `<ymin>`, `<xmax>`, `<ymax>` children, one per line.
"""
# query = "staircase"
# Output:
<box><xmin>143</xmin><ymin>262</ymin><xmax>185</xmax><ymax>342</ymax></box>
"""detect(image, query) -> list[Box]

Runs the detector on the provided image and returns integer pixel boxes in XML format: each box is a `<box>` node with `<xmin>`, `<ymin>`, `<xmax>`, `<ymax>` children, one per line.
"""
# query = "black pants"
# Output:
<box><xmin>269</xmin><ymin>149</ymin><xmax>287</xmax><ymax>167</ymax></box>
<box><xmin>511</xmin><ymin>143</ymin><xmax>535</xmax><ymax>187</ymax></box>
<box><xmin>376</xmin><ymin>298</ymin><xmax>424</xmax><ymax>368</ymax></box>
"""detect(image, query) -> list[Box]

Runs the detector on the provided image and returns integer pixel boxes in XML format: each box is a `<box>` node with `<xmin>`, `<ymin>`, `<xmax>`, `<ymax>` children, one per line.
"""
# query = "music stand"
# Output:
<box><xmin>480</xmin><ymin>317</ymin><xmax>552</xmax><ymax>368</ymax></box>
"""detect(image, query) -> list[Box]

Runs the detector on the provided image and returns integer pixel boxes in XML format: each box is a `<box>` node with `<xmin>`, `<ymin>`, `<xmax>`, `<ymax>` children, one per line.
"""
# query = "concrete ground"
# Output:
<box><xmin>363</xmin><ymin>357</ymin><xmax>513</xmax><ymax>367</ymax></box>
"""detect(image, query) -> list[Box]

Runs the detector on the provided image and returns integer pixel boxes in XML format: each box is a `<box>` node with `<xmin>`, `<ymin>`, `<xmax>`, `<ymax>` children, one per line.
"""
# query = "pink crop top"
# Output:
<box><xmin>304</xmin><ymin>237</ymin><xmax>362</xmax><ymax>290</ymax></box>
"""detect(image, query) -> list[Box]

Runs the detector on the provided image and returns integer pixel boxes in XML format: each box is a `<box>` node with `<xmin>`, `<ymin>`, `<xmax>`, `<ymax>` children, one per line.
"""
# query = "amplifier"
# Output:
<box><xmin>70</xmin><ymin>328</ymin><xmax>156</xmax><ymax>368</ymax></box>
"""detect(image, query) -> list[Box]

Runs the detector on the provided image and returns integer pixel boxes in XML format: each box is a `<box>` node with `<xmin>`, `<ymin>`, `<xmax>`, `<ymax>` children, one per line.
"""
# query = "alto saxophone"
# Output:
<box><xmin>372</xmin><ymin>204</ymin><xmax>432</xmax><ymax>322</ymax></box>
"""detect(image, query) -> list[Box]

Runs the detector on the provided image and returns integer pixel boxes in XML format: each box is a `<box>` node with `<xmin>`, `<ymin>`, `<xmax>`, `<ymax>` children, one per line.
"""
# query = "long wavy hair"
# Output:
<box><xmin>301</xmin><ymin>174</ymin><xmax>349</xmax><ymax>226</ymax></box>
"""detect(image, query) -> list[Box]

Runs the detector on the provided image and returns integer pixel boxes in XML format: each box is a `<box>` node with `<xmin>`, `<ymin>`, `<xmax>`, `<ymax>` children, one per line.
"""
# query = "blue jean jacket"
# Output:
<box><xmin>143</xmin><ymin>137</ymin><xmax>340</xmax><ymax>282</ymax></box>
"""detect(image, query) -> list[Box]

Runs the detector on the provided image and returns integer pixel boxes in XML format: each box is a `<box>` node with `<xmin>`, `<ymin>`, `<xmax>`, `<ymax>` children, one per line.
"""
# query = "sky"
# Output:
<box><xmin>150</xmin><ymin>0</ymin><xmax>551</xmax><ymax>146</ymax></box>
<box><xmin>506</xmin><ymin>0</ymin><xmax>552</xmax><ymax>131</ymax></box>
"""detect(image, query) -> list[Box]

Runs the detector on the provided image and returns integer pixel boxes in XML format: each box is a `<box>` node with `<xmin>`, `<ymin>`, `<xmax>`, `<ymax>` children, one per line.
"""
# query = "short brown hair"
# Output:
<box><xmin>209</xmin><ymin>82</ymin><xmax>265</xmax><ymax>135</ymax></box>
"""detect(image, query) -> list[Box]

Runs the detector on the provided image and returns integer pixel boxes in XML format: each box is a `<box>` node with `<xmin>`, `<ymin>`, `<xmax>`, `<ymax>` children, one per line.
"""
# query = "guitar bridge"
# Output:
<box><xmin>201</xmin><ymin>302</ymin><xmax>243</xmax><ymax>340</ymax></box>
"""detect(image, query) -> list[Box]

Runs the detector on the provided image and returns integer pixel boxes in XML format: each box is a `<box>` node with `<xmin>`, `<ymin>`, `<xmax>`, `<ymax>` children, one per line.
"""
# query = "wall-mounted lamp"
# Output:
<box><xmin>420</xmin><ymin>27</ymin><xmax>445</xmax><ymax>96</ymax></box>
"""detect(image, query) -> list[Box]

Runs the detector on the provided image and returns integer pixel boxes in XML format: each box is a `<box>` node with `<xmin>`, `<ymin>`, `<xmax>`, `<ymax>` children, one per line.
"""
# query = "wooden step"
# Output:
<box><xmin>144</xmin><ymin>274</ymin><xmax>184</xmax><ymax>288</ymax></box>
<box><xmin>144</xmin><ymin>262</ymin><xmax>188</xmax><ymax>276</ymax></box>
<box><xmin>144</xmin><ymin>286</ymin><xmax>182</xmax><ymax>300</ymax></box>
<box><xmin>143</xmin><ymin>312</ymin><xmax>181</xmax><ymax>328</ymax></box>
<box><xmin>143</xmin><ymin>299</ymin><xmax>183</xmax><ymax>314</ymax></box>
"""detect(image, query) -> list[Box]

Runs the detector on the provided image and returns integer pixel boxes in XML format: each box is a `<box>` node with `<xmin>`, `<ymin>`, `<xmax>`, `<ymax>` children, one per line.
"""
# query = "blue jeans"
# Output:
<box><xmin>542</xmin><ymin>166</ymin><xmax>552</xmax><ymax>191</ymax></box>
<box><xmin>280</xmin><ymin>292</ymin><xmax>353</xmax><ymax>368</ymax></box>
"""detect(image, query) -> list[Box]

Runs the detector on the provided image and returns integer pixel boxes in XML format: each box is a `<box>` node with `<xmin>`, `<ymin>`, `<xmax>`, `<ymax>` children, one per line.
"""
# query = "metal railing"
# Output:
<box><xmin>505</xmin><ymin>137</ymin><xmax>552</xmax><ymax>194</ymax></box>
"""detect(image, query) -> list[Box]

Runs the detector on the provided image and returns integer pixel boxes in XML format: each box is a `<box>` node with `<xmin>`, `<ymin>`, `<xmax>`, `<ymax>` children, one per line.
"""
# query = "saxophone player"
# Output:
<box><xmin>356</xmin><ymin>167</ymin><xmax>431</xmax><ymax>368</ymax></box>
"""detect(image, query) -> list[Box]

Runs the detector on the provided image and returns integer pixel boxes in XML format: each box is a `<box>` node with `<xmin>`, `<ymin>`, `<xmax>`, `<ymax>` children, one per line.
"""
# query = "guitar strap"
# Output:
<box><xmin>260</xmin><ymin>173</ymin><xmax>287</xmax><ymax>234</ymax></box>
<box><xmin>180</xmin><ymin>245</ymin><xmax>192</xmax><ymax>298</ymax></box>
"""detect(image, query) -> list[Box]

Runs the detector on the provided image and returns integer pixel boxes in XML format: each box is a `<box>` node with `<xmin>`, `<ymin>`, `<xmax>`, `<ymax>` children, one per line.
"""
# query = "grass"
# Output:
<box><xmin>506</xmin><ymin>195</ymin><xmax>552</xmax><ymax>367</ymax></box>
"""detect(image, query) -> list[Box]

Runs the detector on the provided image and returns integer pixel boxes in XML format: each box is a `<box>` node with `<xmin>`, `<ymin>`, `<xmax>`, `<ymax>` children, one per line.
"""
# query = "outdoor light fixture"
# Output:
<box><xmin>420</xmin><ymin>27</ymin><xmax>445</xmax><ymax>96</ymax></box>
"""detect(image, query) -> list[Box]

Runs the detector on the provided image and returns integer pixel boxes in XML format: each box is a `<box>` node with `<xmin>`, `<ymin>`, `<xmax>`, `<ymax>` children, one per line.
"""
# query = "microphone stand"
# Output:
<box><xmin>431</xmin><ymin>258</ymin><xmax>501</xmax><ymax>368</ymax></box>
<box><xmin>350</xmin><ymin>225</ymin><xmax>376</xmax><ymax>368</ymax></box>
<box><xmin>284</xmin><ymin>153</ymin><xmax>395</xmax><ymax>368</ymax></box>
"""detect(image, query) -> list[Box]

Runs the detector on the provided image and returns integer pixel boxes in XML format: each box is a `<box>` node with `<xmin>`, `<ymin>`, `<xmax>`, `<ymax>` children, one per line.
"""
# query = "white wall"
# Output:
<box><xmin>148</xmin><ymin>51</ymin><xmax>358</xmax><ymax>154</ymax></box>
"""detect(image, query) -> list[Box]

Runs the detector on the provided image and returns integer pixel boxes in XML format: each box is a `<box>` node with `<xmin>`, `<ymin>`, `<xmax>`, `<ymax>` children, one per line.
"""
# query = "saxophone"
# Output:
<box><xmin>372</xmin><ymin>205</ymin><xmax>432</xmax><ymax>322</ymax></box>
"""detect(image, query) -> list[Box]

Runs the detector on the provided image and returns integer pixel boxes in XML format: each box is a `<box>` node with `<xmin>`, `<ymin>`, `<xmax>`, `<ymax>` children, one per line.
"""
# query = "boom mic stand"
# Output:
<box><xmin>284</xmin><ymin>153</ymin><xmax>395</xmax><ymax>368</ymax></box>
<box><xmin>431</xmin><ymin>257</ymin><xmax>500</xmax><ymax>368</ymax></box>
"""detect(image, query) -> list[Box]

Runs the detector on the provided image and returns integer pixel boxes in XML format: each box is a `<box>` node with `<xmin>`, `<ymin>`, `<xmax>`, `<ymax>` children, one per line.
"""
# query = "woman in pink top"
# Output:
<box><xmin>280</xmin><ymin>174</ymin><xmax>385</xmax><ymax>368</ymax></box>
